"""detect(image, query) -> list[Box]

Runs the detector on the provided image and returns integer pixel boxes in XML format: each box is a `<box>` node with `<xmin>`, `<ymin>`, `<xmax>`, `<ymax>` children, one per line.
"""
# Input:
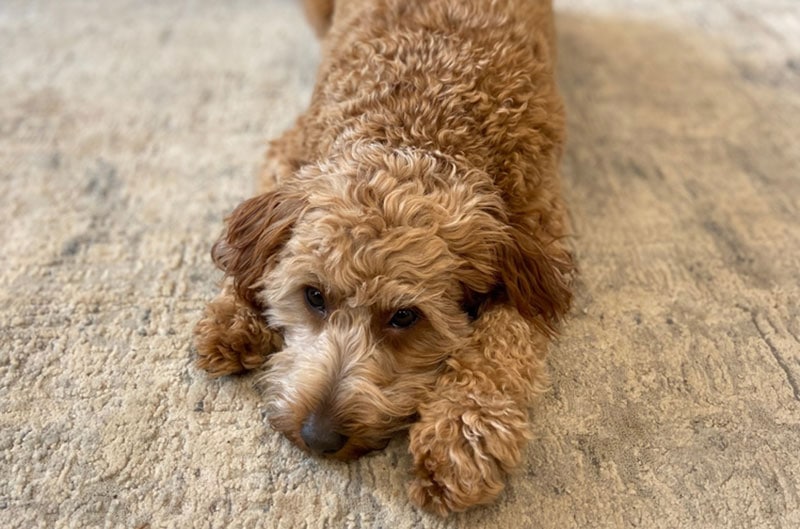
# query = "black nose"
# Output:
<box><xmin>300</xmin><ymin>412</ymin><xmax>348</xmax><ymax>455</ymax></box>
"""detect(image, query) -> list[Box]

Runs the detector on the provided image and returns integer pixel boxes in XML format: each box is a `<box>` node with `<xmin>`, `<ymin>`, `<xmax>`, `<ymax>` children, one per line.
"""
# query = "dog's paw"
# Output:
<box><xmin>407</xmin><ymin>393</ymin><xmax>531</xmax><ymax>515</ymax></box>
<box><xmin>193</xmin><ymin>293</ymin><xmax>282</xmax><ymax>377</ymax></box>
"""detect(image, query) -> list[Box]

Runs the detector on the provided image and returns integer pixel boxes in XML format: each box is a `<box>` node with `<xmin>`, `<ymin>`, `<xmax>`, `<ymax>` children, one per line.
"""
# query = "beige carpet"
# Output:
<box><xmin>2</xmin><ymin>0</ymin><xmax>799</xmax><ymax>527</ymax></box>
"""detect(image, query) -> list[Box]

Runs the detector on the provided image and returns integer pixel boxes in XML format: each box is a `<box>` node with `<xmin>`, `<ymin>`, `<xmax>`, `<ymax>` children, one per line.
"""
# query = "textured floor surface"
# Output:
<box><xmin>1</xmin><ymin>0</ymin><xmax>799</xmax><ymax>527</ymax></box>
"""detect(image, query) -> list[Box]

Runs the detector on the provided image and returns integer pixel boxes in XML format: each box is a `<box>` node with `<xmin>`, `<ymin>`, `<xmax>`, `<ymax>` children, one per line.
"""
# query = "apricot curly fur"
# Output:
<box><xmin>194</xmin><ymin>0</ymin><xmax>573</xmax><ymax>515</ymax></box>
<box><xmin>193</xmin><ymin>286</ymin><xmax>283</xmax><ymax>377</ymax></box>
<box><xmin>408</xmin><ymin>304</ymin><xmax>549</xmax><ymax>514</ymax></box>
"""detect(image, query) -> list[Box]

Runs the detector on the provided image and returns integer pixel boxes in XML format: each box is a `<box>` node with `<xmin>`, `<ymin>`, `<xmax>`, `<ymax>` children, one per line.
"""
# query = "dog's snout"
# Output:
<box><xmin>300</xmin><ymin>412</ymin><xmax>348</xmax><ymax>455</ymax></box>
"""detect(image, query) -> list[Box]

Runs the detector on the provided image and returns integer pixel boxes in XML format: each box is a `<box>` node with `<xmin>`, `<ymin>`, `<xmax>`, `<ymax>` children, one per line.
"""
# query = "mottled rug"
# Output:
<box><xmin>1</xmin><ymin>0</ymin><xmax>798</xmax><ymax>527</ymax></box>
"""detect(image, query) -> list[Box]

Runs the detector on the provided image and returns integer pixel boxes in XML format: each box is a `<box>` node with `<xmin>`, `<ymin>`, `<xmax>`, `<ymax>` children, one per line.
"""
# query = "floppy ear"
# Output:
<box><xmin>212</xmin><ymin>190</ymin><xmax>304</xmax><ymax>309</ymax></box>
<box><xmin>497</xmin><ymin>221</ymin><xmax>573</xmax><ymax>335</ymax></box>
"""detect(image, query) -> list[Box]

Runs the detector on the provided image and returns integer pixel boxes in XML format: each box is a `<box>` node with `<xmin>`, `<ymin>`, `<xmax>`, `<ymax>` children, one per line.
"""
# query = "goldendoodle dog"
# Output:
<box><xmin>194</xmin><ymin>0</ymin><xmax>572</xmax><ymax>515</ymax></box>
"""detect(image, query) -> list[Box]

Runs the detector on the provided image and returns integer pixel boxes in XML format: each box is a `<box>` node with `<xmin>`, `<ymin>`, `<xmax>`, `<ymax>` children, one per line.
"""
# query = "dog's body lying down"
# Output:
<box><xmin>195</xmin><ymin>0</ymin><xmax>572</xmax><ymax>515</ymax></box>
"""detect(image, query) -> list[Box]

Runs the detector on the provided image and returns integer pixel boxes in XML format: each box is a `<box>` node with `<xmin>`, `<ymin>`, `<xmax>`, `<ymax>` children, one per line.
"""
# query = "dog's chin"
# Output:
<box><xmin>276</xmin><ymin>428</ymin><xmax>392</xmax><ymax>460</ymax></box>
<box><xmin>325</xmin><ymin>437</ymin><xmax>392</xmax><ymax>460</ymax></box>
<box><xmin>270</xmin><ymin>410</ymin><xmax>418</xmax><ymax>461</ymax></box>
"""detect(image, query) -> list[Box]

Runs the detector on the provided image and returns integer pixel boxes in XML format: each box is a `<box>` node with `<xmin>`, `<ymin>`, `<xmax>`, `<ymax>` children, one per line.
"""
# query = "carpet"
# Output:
<box><xmin>1</xmin><ymin>0</ymin><xmax>798</xmax><ymax>527</ymax></box>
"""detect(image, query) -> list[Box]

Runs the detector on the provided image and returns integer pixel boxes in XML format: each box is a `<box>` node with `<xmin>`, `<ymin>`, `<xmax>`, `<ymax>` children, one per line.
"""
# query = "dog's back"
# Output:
<box><xmin>293</xmin><ymin>0</ymin><xmax>566</xmax><ymax>245</ymax></box>
<box><xmin>305</xmin><ymin>0</ymin><xmax>557</xmax><ymax>53</ymax></box>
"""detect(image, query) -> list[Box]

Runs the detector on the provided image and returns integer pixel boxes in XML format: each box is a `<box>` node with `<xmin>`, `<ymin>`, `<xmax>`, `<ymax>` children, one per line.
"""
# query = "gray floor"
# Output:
<box><xmin>1</xmin><ymin>1</ymin><xmax>798</xmax><ymax>527</ymax></box>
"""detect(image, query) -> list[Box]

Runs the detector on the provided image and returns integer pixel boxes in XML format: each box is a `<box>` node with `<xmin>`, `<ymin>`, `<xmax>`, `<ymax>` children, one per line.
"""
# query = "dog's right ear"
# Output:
<box><xmin>496</xmin><ymin>220</ymin><xmax>573</xmax><ymax>337</ymax></box>
<box><xmin>212</xmin><ymin>190</ymin><xmax>304</xmax><ymax>309</ymax></box>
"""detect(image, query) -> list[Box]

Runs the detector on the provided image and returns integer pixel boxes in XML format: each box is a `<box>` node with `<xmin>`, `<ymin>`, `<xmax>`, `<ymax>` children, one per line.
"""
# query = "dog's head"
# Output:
<box><xmin>212</xmin><ymin>145</ymin><xmax>571</xmax><ymax>458</ymax></box>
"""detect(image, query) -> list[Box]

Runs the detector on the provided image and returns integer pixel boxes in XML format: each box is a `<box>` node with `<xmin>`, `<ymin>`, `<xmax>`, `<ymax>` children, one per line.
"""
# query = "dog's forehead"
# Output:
<box><xmin>292</xmin><ymin>205</ymin><xmax>459</xmax><ymax>302</ymax></box>
<box><xmin>281</xmin><ymin>150</ymin><xmax>500</xmax><ymax>302</ymax></box>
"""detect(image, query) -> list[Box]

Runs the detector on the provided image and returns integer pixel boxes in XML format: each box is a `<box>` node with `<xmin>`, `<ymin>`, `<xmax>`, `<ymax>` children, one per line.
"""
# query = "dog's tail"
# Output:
<box><xmin>302</xmin><ymin>0</ymin><xmax>334</xmax><ymax>37</ymax></box>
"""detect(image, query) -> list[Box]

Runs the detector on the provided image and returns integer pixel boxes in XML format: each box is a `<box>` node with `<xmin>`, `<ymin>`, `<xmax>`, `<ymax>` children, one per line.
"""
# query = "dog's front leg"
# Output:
<box><xmin>193</xmin><ymin>284</ymin><xmax>283</xmax><ymax>377</ymax></box>
<box><xmin>408</xmin><ymin>305</ymin><xmax>551</xmax><ymax>515</ymax></box>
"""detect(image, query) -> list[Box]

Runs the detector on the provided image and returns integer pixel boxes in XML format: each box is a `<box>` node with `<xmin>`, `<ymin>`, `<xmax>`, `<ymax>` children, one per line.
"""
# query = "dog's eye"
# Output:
<box><xmin>305</xmin><ymin>287</ymin><xmax>326</xmax><ymax>314</ymax></box>
<box><xmin>388</xmin><ymin>308</ymin><xmax>418</xmax><ymax>329</ymax></box>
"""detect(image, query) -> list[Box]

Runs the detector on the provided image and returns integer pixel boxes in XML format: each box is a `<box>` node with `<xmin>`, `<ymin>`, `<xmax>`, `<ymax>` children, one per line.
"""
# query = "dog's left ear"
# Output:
<box><xmin>496</xmin><ymin>221</ymin><xmax>573</xmax><ymax>335</ymax></box>
<box><xmin>212</xmin><ymin>190</ymin><xmax>305</xmax><ymax>309</ymax></box>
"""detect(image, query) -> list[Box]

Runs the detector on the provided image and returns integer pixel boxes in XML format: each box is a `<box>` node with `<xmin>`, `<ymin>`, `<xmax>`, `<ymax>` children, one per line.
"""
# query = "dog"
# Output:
<box><xmin>194</xmin><ymin>0</ymin><xmax>573</xmax><ymax>515</ymax></box>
